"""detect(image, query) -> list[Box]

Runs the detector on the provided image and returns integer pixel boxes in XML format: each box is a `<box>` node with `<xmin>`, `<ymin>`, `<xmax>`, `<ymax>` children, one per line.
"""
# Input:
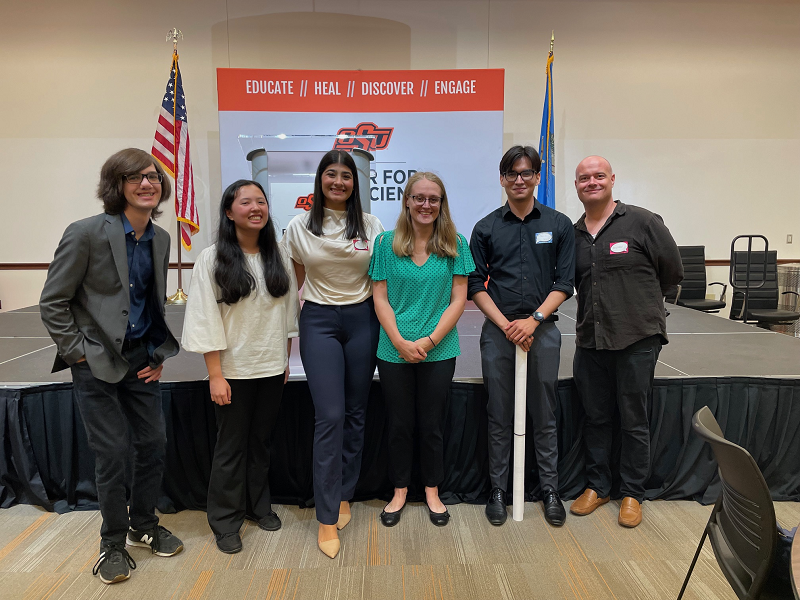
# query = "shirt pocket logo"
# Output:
<box><xmin>609</xmin><ymin>241</ymin><xmax>629</xmax><ymax>254</ymax></box>
<box><xmin>535</xmin><ymin>232</ymin><xmax>553</xmax><ymax>244</ymax></box>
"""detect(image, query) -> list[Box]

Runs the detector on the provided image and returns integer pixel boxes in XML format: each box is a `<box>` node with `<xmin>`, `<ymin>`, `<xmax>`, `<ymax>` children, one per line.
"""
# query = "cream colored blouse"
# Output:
<box><xmin>181</xmin><ymin>244</ymin><xmax>299</xmax><ymax>379</ymax></box>
<box><xmin>283</xmin><ymin>208</ymin><xmax>384</xmax><ymax>305</ymax></box>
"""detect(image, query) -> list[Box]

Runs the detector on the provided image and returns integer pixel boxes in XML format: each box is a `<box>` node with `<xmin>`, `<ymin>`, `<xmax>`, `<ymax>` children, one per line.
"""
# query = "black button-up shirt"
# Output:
<box><xmin>121</xmin><ymin>213</ymin><xmax>155</xmax><ymax>341</ymax></box>
<box><xmin>468</xmin><ymin>200</ymin><xmax>575</xmax><ymax>317</ymax></box>
<box><xmin>574</xmin><ymin>201</ymin><xmax>683</xmax><ymax>350</ymax></box>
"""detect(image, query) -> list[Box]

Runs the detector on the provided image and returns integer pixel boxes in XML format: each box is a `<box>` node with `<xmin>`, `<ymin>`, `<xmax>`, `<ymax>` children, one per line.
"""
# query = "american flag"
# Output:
<box><xmin>152</xmin><ymin>52</ymin><xmax>199</xmax><ymax>250</ymax></box>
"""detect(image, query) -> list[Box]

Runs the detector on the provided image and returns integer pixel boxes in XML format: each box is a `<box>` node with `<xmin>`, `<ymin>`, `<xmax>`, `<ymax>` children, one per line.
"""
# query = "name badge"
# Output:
<box><xmin>535</xmin><ymin>232</ymin><xmax>553</xmax><ymax>244</ymax></box>
<box><xmin>353</xmin><ymin>239</ymin><xmax>369</xmax><ymax>251</ymax></box>
<box><xmin>610</xmin><ymin>241</ymin><xmax>629</xmax><ymax>254</ymax></box>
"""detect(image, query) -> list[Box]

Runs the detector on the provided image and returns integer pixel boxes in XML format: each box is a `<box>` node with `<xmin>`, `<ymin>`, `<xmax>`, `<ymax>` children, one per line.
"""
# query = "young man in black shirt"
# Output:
<box><xmin>570</xmin><ymin>155</ymin><xmax>682</xmax><ymax>527</ymax></box>
<box><xmin>468</xmin><ymin>146</ymin><xmax>575</xmax><ymax>526</ymax></box>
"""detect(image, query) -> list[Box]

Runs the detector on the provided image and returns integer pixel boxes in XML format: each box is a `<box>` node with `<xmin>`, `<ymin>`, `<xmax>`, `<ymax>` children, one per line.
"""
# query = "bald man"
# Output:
<box><xmin>570</xmin><ymin>156</ymin><xmax>682</xmax><ymax>527</ymax></box>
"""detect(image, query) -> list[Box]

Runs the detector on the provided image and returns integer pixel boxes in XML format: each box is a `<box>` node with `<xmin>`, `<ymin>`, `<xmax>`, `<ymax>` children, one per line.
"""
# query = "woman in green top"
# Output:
<box><xmin>369</xmin><ymin>172</ymin><xmax>475</xmax><ymax>528</ymax></box>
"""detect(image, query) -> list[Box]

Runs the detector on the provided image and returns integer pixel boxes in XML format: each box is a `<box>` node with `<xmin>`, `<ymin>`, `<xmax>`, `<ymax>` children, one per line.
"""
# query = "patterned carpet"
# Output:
<box><xmin>0</xmin><ymin>500</ymin><xmax>797</xmax><ymax>599</ymax></box>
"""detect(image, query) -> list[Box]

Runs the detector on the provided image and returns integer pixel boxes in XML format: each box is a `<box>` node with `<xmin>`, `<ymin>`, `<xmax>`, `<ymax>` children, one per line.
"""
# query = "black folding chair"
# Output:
<box><xmin>678</xmin><ymin>406</ymin><xmax>786</xmax><ymax>599</ymax></box>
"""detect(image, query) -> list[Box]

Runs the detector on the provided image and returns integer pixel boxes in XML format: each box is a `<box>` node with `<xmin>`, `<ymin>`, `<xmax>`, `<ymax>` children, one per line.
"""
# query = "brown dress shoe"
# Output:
<box><xmin>569</xmin><ymin>489</ymin><xmax>610</xmax><ymax>515</ymax></box>
<box><xmin>618</xmin><ymin>497</ymin><xmax>642</xmax><ymax>527</ymax></box>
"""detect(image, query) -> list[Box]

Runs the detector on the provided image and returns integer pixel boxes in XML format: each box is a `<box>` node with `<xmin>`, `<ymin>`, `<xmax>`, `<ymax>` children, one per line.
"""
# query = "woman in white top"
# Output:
<box><xmin>182</xmin><ymin>180</ymin><xmax>299</xmax><ymax>555</ymax></box>
<box><xmin>283</xmin><ymin>150</ymin><xmax>383</xmax><ymax>559</ymax></box>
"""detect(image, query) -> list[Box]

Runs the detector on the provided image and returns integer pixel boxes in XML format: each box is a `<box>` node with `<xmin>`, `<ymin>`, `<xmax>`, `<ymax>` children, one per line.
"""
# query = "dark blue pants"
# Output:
<box><xmin>573</xmin><ymin>335</ymin><xmax>662</xmax><ymax>502</ymax></box>
<box><xmin>377</xmin><ymin>357</ymin><xmax>456</xmax><ymax>488</ymax></box>
<box><xmin>207</xmin><ymin>374</ymin><xmax>285</xmax><ymax>536</ymax></box>
<box><xmin>299</xmin><ymin>299</ymin><xmax>379</xmax><ymax>525</ymax></box>
<box><xmin>71</xmin><ymin>345</ymin><xmax>166</xmax><ymax>544</ymax></box>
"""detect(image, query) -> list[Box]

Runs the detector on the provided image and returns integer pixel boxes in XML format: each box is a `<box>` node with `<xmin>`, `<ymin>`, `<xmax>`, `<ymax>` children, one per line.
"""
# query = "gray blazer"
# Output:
<box><xmin>40</xmin><ymin>213</ymin><xmax>180</xmax><ymax>384</ymax></box>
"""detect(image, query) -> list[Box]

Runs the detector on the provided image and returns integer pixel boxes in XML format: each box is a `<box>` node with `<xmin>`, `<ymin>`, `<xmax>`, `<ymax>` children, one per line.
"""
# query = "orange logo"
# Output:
<box><xmin>333</xmin><ymin>122</ymin><xmax>393</xmax><ymax>152</ymax></box>
<box><xmin>295</xmin><ymin>193</ymin><xmax>314</xmax><ymax>211</ymax></box>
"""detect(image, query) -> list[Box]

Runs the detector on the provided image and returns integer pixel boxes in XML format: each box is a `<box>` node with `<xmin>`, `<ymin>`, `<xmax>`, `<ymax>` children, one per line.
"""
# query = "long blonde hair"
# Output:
<box><xmin>392</xmin><ymin>172</ymin><xmax>459</xmax><ymax>258</ymax></box>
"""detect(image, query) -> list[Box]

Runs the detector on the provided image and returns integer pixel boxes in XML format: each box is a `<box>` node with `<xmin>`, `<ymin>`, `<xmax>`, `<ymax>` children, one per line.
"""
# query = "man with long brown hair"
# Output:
<box><xmin>40</xmin><ymin>148</ymin><xmax>183</xmax><ymax>584</ymax></box>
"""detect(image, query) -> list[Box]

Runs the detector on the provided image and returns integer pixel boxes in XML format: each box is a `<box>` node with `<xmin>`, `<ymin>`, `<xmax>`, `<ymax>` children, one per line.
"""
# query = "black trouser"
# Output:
<box><xmin>207</xmin><ymin>374</ymin><xmax>285</xmax><ymax>536</ymax></box>
<box><xmin>377</xmin><ymin>357</ymin><xmax>456</xmax><ymax>488</ymax></box>
<box><xmin>573</xmin><ymin>335</ymin><xmax>662</xmax><ymax>502</ymax></box>
<box><xmin>481</xmin><ymin>319</ymin><xmax>561</xmax><ymax>492</ymax></box>
<box><xmin>299</xmin><ymin>299</ymin><xmax>379</xmax><ymax>525</ymax></box>
<box><xmin>71</xmin><ymin>345</ymin><xmax>165</xmax><ymax>545</ymax></box>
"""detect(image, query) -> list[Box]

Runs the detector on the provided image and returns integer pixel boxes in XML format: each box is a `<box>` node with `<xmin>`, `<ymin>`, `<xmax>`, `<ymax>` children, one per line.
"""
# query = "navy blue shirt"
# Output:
<box><xmin>121</xmin><ymin>214</ymin><xmax>154</xmax><ymax>340</ymax></box>
<box><xmin>468</xmin><ymin>199</ymin><xmax>575</xmax><ymax>318</ymax></box>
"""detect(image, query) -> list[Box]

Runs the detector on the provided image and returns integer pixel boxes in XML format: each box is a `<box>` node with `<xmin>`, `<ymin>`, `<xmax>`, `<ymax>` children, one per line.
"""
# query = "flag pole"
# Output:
<box><xmin>166</xmin><ymin>28</ymin><xmax>187</xmax><ymax>305</ymax></box>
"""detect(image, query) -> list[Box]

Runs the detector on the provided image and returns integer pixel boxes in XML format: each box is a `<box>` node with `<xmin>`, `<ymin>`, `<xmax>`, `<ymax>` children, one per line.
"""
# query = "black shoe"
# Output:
<box><xmin>485</xmin><ymin>487</ymin><xmax>507</xmax><ymax>526</ymax></box>
<box><xmin>256</xmin><ymin>511</ymin><xmax>281</xmax><ymax>531</ymax></box>
<box><xmin>126</xmin><ymin>525</ymin><xmax>184</xmax><ymax>557</ymax></box>
<box><xmin>215</xmin><ymin>532</ymin><xmax>243</xmax><ymax>554</ymax></box>
<box><xmin>427</xmin><ymin>504</ymin><xmax>450</xmax><ymax>527</ymax></box>
<box><xmin>379</xmin><ymin>503</ymin><xmax>405</xmax><ymax>527</ymax></box>
<box><xmin>93</xmin><ymin>542</ymin><xmax>136</xmax><ymax>584</ymax></box>
<box><xmin>542</xmin><ymin>488</ymin><xmax>566</xmax><ymax>527</ymax></box>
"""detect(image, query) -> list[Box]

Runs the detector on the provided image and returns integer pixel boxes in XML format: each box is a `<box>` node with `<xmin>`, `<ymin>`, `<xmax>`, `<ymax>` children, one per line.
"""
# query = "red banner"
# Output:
<box><xmin>217</xmin><ymin>68</ymin><xmax>504</xmax><ymax>113</ymax></box>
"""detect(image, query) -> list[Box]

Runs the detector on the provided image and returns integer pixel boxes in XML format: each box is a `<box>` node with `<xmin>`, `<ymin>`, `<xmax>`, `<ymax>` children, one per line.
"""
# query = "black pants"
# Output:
<box><xmin>481</xmin><ymin>320</ymin><xmax>561</xmax><ymax>492</ymax></box>
<box><xmin>70</xmin><ymin>345</ymin><xmax>165</xmax><ymax>544</ymax></box>
<box><xmin>299</xmin><ymin>299</ymin><xmax>379</xmax><ymax>525</ymax></box>
<box><xmin>573</xmin><ymin>335</ymin><xmax>662</xmax><ymax>502</ymax></box>
<box><xmin>207</xmin><ymin>374</ymin><xmax>285</xmax><ymax>536</ymax></box>
<box><xmin>377</xmin><ymin>357</ymin><xmax>456</xmax><ymax>488</ymax></box>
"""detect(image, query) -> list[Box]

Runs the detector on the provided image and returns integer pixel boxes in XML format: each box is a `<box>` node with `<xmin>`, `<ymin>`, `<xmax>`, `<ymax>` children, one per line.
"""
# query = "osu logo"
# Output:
<box><xmin>295</xmin><ymin>193</ymin><xmax>314</xmax><ymax>211</ymax></box>
<box><xmin>333</xmin><ymin>122</ymin><xmax>393</xmax><ymax>152</ymax></box>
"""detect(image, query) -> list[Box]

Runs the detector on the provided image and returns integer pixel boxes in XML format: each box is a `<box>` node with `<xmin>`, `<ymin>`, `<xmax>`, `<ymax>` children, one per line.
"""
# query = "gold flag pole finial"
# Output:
<box><xmin>165</xmin><ymin>27</ymin><xmax>188</xmax><ymax>305</ymax></box>
<box><xmin>550</xmin><ymin>31</ymin><xmax>554</xmax><ymax>54</ymax></box>
<box><xmin>167</xmin><ymin>28</ymin><xmax>183</xmax><ymax>53</ymax></box>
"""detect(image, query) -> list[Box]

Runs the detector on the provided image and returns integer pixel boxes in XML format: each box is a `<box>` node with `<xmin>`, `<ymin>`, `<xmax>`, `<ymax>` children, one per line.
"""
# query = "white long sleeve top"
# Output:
<box><xmin>181</xmin><ymin>244</ymin><xmax>299</xmax><ymax>379</ymax></box>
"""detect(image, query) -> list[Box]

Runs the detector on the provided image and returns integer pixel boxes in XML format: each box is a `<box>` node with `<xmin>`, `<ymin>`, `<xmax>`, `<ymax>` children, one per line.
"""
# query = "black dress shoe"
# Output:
<box><xmin>379</xmin><ymin>503</ymin><xmax>405</xmax><ymax>527</ymax></box>
<box><xmin>542</xmin><ymin>488</ymin><xmax>566</xmax><ymax>527</ymax></box>
<box><xmin>485</xmin><ymin>487</ymin><xmax>507</xmax><ymax>526</ymax></box>
<box><xmin>427</xmin><ymin>505</ymin><xmax>450</xmax><ymax>527</ymax></box>
<box><xmin>215</xmin><ymin>532</ymin><xmax>242</xmax><ymax>554</ymax></box>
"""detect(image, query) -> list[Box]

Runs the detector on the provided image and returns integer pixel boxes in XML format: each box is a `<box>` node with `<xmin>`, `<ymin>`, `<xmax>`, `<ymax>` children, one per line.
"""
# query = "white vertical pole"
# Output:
<box><xmin>512</xmin><ymin>344</ymin><xmax>527</xmax><ymax>521</ymax></box>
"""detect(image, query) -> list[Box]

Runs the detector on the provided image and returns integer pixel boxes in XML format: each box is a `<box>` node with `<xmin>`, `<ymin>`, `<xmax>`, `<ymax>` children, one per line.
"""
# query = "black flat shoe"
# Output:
<box><xmin>215</xmin><ymin>532</ymin><xmax>242</xmax><ymax>554</ymax></box>
<box><xmin>379</xmin><ymin>503</ymin><xmax>405</xmax><ymax>527</ymax></box>
<box><xmin>427</xmin><ymin>505</ymin><xmax>450</xmax><ymax>527</ymax></box>
<box><xmin>542</xmin><ymin>488</ymin><xmax>566</xmax><ymax>527</ymax></box>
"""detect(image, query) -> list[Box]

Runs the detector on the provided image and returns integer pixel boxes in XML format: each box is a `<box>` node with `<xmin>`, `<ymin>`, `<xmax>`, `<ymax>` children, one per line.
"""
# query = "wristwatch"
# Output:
<box><xmin>532</xmin><ymin>311</ymin><xmax>545</xmax><ymax>323</ymax></box>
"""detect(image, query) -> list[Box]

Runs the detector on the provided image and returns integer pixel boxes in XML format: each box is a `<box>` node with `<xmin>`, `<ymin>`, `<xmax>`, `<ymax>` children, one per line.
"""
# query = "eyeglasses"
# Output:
<box><xmin>503</xmin><ymin>169</ymin><xmax>538</xmax><ymax>182</ymax></box>
<box><xmin>123</xmin><ymin>172</ymin><xmax>163</xmax><ymax>184</ymax></box>
<box><xmin>408</xmin><ymin>195</ymin><xmax>442</xmax><ymax>206</ymax></box>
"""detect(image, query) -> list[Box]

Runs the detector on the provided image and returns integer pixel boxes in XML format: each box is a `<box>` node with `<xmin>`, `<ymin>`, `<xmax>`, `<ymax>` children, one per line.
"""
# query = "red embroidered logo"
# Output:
<box><xmin>333</xmin><ymin>122</ymin><xmax>394</xmax><ymax>152</ymax></box>
<box><xmin>295</xmin><ymin>193</ymin><xmax>314</xmax><ymax>211</ymax></box>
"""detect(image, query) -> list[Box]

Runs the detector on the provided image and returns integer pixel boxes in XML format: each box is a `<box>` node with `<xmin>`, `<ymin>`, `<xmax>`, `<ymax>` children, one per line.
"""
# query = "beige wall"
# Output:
<box><xmin>1</xmin><ymin>0</ymin><xmax>798</xmax><ymax>310</ymax></box>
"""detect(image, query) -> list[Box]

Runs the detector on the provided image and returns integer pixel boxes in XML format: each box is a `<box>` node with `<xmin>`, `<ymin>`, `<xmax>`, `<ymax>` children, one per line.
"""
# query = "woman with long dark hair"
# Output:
<box><xmin>182</xmin><ymin>179</ymin><xmax>299</xmax><ymax>554</ymax></box>
<box><xmin>369</xmin><ymin>172</ymin><xmax>474</xmax><ymax>528</ymax></box>
<box><xmin>283</xmin><ymin>150</ymin><xmax>383</xmax><ymax>558</ymax></box>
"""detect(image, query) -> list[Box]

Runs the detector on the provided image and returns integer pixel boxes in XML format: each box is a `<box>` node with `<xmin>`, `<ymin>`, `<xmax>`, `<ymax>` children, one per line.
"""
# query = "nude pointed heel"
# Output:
<box><xmin>318</xmin><ymin>538</ymin><xmax>340</xmax><ymax>559</ymax></box>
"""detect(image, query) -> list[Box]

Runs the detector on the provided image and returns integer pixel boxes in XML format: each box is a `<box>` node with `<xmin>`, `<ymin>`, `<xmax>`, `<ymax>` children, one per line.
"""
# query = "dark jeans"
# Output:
<box><xmin>70</xmin><ymin>345</ymin><xmax>166</xmax><ymax>544</ymax></box>
<box><xmin>377</xmin><ymin>357</ymin><xmax>456</xmax><ymax>488</ymax></box>
<box><xmin>481</xmin><ymin>319</ymin><xmax>561</xmax><ymax>492</ymax></box>
<box><xmin>207</xmin><ymin>374</ymin><xmax>285</xmax><ymax>536</ymax></box>
<box><xmin>573</xmin><ymin>335</ymin><xmax>662</xmax><ymax>502</ymax></box>
<box><xmin>299</xmin><ymin>299</ymin><xmax>379</xmax><ymax>525</ymax></box>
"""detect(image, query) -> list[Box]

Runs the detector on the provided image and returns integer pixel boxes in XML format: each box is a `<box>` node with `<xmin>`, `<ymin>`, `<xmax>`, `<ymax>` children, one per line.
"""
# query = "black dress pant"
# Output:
<box><xmin>573</xmin><ymin>335</ymin><xmax>662</xmax><ymax>502</ymax></box>
<box><xmin>207</xmin><ymin>374</ymin><xmax>285</xmax><ymax>536</ymax></box>
<box><xmin>70</xmin><ymin>345</ymin><xmax>166</xmax><ymax>544</ymax></box>
<box><xmin>377</xmin><ymin>357</ymin><xmax>456</xmax><ymax>488</ymax></box>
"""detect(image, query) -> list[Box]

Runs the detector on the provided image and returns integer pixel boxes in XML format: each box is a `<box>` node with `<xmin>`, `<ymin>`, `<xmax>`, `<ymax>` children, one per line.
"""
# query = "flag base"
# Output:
<box><xmin>166</xmin><ymin>289</ymin><xmax>188</xmax><ymax>305</ymax></box>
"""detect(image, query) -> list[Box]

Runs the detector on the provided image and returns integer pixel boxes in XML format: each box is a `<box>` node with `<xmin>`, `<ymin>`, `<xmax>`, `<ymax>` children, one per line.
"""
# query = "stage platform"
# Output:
<box><xmin>2</xmin><ymin>298</ymin><xmax>800</xmax><ymax>385</ymax></box>
<box><xmin>1</xmin><ymin>299</ymin><xmax>799</xmax><ymax>515</ymax></box>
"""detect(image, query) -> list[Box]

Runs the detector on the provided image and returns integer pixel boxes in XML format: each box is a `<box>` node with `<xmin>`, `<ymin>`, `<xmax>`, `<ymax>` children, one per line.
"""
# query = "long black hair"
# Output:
<box><xmin>306</xmin><ymin>150</ymin><xmax>368</xmax><ymax>240</ymax></box>
<box><xmin>214</xmin><ymin>179</ymin><xmax>290</xmax><ymax>304</ymax></box>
